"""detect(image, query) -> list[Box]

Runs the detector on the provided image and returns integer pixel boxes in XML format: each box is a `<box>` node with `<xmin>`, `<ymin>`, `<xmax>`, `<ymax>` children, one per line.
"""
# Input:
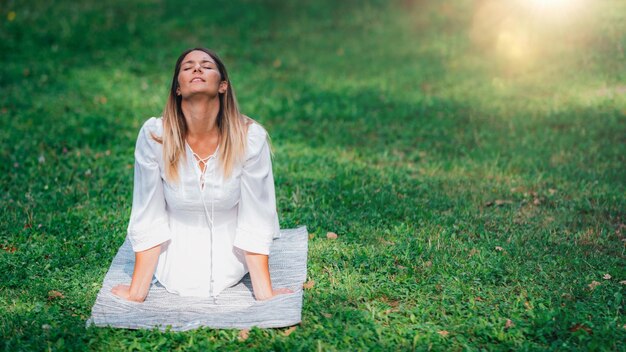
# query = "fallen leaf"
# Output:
<box><xmin>495</xmin><ymin>246</ymin><xmax>504</xmax><ymax>251</ymax></box>
<box><xmin>303</xmin><ymin>280</ymin><xmax>315</xmax><ymax>289</ymax></box>
<box><xmin>326</xmin><ymin>232</ymin><xmax>338</xmax><ymax>240</ymax></box>
<box><xmin>533</xmin><ymin>198</ymin><xmax>541</xmax><ymax>205</ymax></box>
<box><xmin>485</xmin><ymin>199</ymin><xmax>513</xmax><ymax>207</ymax></box>
<box><xmin>308</xmin><ymin>233</ymin><xmax>315</xmax><ymax>240</ymax></box>
<box><xmin>282</xmin><ymin>326</ymin><xmax>297</xmax><ymax>336</ymax></box>
<box><xmin>588</xmin><ymin>281</ymin><xmax>601</xmax><ymax>290</ymax></box>
<box><xmin>379</xmin><ymin>238</ymin><xmax>395</xmax><ymax>245</ymax></box>
<box><xmin>437</xmin><ymin>330</ymin><xmax>449</xmax><ymax>337</ymax></box>
<box><xmin>524</xmin><ymin>301</ymin><xmax>533</xmax><ymax>310</ymax></box>
<box><xmin>603</xmin><ymin>273</ymin><xmax>611</xmax><ymax>280</ymax></box>
<box><xmin>548</xmin><ymin>188</ymin><xmax>557</xmax><ymax>195</ymax></box>
<box><xmin>561</xmin><ymin>293</ymin><xmax>574</xmax><ymax>301</ymax></box>
<box><xmin>619</xmin><ymin>280</ymin><xmax>626</xmax><ymax>285</ymax></box>
<box><xmin>48</xmin><ymin>290</ymin><xmax>64</xmax><ymax>300</ymax></box>
<box><xmin>468</xmin><ymin>248</ymin><xmax>479</xmax><ymax>257</ymax></box>
<box><xmin>424</xmin><ymin>260</ymin><xmax>432</xmax><ymax>267</ymax></box>
<box><xmin>1</xmin><ymin>245</ymin><xmax>17</xmax><ymax>253</ymax></box>
<box><xmin>569</xmin><ymin>323</ymin><xmax>593</xmax><ymax>334</ymax></box>
<box><xmin>237</xmin><ymin>329</ymin><xmax>250</xmax><ymax>341</ymax></box>
<box><xmin>505</xmin><ymin>319</ymin><xmax>514</xmax><ymax>329</ymax></box>
<box><xmin>474</xmin><ymin>296</ymin><xmax>484</xmax><ymax>301</ymax></box>
<box><xmin>322</xmin><ymin>312</ymin><xmax>332</xmax><ymax>318</ymax></box>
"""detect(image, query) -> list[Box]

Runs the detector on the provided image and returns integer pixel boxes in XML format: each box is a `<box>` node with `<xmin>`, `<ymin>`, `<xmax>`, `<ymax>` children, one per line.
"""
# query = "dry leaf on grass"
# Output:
<box><xmin>437</xmin><ymin>330</ymin><xmax>449</xmax><ymax>337</ymax></box>
<box><xmin>238</xmin><ymin>329</ymin><xmax>250</xmax><ymax>341</ymax></box>
<box><xmin>48</xmin><ymin>290</ymin><xmax>64</xmax><ymax>300</ymax></box>
<box><xmin>495</xmin><ymin>246</ymin><xmax>504</xmax><ymax>251</ymax></box>
<box><xmin>603</xmin><ymin>273</ymin><xmax>611</xmax><ymax>280</ymax></box>
<box><xmin>326</xmin><ymin>232</ymin><xmax>338</xmax><ymax>240</ymax></box>
<box><xmin>322</xmin><ymin>312</ymin><xmax>332</xmax><ymax>318</ymax></box>
<box><xmin>282</xmin><ymin>326</ymin><xmax>297</xmax><ymax>336</ymax></box>
<box><xmin>303</xmin><ymin>280</ymin><xmax>315</xmax><ymax>289</ymax></box>
<box><xmin>569</xmin><ymin>323</ymin><xmax>593</xmax><ymax>334</ymax></box>
<box><xmin>619</xmin><ymin>280</ymin><xmax>626</xmax><ymax>285</ymax></box>
<box><xmin>474</xmin><ymin>296</ymin><xmax>484</xmax><ymax>302</ymax></box>
<box><xmin>1</xmin><ymin>244</ymin><xmax>17</xmax><ymax>253</ymax></box>
<box><xmin>485</xmin><ymin>199</ymin><xmax>513</xmax><ymax>207</ymax></box>
<box><xmin>505</xmin><ymin>319</ymin><xmax>515</xmax><ymax>329</ymax></box>
<box><xmin>588</xmin><ymin>281</ymin><xmax>601</xmax><ymax>290</ymax></box>
<box><xmin>379</xmin><ymin>238</ymin><xmax>395</xmax><ymax>245</ymax></box>
<box><xmin>308</xmin><ymin>233</ymin><xmax>315</xmax><ymax>240</ymax></box>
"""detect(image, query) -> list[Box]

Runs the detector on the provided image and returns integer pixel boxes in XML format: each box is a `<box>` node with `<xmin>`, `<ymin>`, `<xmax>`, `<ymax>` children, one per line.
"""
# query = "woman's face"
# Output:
<box><xmin>176</xmin><ymin>50</ymin><xmax>227</xmax><ymax>99</ymax></box>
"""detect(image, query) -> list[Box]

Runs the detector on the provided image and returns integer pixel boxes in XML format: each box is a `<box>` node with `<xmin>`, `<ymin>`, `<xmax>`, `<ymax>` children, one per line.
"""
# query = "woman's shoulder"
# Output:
<box><xmin>243</xmin><ymin>115</ymin><xmax>268</xmax><ymax>140</ymax></box>
<box><xmin>242</xmin><ymin>115</ymin><xmax>270</xmax><ymax>158</ymax></box>
<box><xmin>140</xmin><ymin>116</ymin><xmax>164</xmax><ymax>136</ymax></box>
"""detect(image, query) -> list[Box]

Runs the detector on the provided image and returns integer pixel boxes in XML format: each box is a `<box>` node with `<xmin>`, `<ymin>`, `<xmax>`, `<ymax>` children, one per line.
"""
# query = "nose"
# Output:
<box><xmin>193</xmin><ymin>63</ymin><xmax>202</xmax><ymax>72</ymax></box>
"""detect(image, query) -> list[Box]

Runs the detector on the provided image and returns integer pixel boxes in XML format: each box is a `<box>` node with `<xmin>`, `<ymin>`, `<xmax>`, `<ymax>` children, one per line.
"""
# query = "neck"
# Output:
<box><xmin>181</xmin><ymin>95</ymin><xmax>221</xmax><ymax>139</ymax></box>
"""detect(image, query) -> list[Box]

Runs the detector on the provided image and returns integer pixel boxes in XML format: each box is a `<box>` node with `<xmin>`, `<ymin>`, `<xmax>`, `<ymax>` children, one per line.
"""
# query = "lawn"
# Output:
<box><xmin>1</xmin><ymin>0</ymin><xmax>625</xmax><ymax>350</ymax></box>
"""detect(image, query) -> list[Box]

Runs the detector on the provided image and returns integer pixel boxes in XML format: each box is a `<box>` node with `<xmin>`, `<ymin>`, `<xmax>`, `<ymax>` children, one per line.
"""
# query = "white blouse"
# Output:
<box><xmin>126</xmin><ymin>117</ymin><xmax>280</xmax><ymax>298</ymax></box>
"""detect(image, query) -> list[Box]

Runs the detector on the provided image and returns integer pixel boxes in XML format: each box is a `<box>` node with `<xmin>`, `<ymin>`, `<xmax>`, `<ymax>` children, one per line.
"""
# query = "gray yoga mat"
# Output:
<box><xmin>86</xmin><ymin>225</ymin><xmax>308</xmax><ymax>331</ymax></box>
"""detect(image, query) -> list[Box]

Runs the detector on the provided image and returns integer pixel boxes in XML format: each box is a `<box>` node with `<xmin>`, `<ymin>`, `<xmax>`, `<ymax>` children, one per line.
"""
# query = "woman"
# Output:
<box><xmin>111</xmin><ymin>48</ymin><xmax>292</xmax><ymax>302</ymax></box>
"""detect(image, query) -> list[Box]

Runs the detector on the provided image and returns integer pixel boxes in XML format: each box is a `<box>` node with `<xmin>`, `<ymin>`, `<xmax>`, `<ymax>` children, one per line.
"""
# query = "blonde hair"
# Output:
<box><xmin>151</xmin><ymin>48</ymin><xmax>268</xmax><ymax>182</ymax></box>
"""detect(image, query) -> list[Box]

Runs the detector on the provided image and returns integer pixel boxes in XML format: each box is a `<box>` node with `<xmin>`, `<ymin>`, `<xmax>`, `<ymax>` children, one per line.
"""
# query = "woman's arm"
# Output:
<box><xmin>112</xmin><ymin>118</ymin><xmax>172</xmax><ymax>302</ymax></box>
<box><xmin>111</xmin><ymin>244</ymin><xmax>161</xmax><ymax>302</ymax></box>
<box><xmin>244</xmin><ymin>251</ymin><xmax>293</xmax><ymax>300</ymax></box>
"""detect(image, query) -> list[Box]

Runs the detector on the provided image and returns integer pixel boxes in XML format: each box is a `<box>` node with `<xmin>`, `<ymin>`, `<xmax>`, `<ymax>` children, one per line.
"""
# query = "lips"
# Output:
<box><xmin>190</xmin><ymin>77</ymin><xmax>205</xmax><ymax>83</ymax></box>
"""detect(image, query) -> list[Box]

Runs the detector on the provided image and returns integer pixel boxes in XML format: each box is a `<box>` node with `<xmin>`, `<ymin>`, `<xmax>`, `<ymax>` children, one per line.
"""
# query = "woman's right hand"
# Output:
<box><xmin>111</xmin><ymin>284</ymin><xmax>147</xmax><ymax>303</ymax></box>
<box><xmin>111</xmin><ymin>244</ymin><xmax>162</xmax><ymax>303</ymax></box>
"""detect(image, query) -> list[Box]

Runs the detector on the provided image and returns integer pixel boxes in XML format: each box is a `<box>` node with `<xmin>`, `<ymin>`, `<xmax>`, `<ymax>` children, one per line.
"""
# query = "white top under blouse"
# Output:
<box><xmin>126</xmin><ymin>117</ymin><xmax>280</xmax><ymax>298</ymax></box>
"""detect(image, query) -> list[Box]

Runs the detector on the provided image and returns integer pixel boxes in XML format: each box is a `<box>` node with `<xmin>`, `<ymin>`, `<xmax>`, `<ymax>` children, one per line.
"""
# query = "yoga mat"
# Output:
<box><xmin>86</xmin><ymin>225</ymin><xmax>308</xmax><ymax>331</ymax></box>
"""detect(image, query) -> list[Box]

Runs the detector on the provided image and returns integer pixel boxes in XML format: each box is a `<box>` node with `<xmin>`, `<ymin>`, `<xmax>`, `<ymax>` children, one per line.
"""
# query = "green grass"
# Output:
<box><xmin>1</xmin><ymin>0</ymin><xmax>625</xmax><ymax>350</ymax></box>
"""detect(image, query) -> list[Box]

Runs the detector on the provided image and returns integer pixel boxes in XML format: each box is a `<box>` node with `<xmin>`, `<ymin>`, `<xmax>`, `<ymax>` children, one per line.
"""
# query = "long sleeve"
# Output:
<box><xmin>233</xmin><ymin>124</ymin><xmax>280</xmax><ymax>255</ymax></box>
<box><xmin>126</xmin><ymin>118</ymin><xmax>172</xmax><ymax>252</ymax></box>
